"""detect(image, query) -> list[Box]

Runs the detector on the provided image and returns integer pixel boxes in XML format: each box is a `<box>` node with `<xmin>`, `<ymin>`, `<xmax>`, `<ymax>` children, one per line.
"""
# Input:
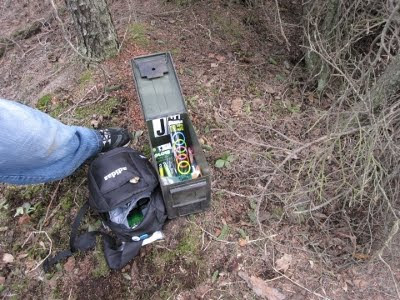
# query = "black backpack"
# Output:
<box><xmin>43</xmin><ymin>148</ymin><xmax>167</xmax><ymax>272</ymax></box>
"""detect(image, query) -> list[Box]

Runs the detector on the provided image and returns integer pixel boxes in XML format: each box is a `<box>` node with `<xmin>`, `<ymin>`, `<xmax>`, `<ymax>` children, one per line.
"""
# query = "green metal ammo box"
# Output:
<box><xmin>131</xmin><ymin>52</ymin><xmax>211</xmax><ymax>219</ymax></box>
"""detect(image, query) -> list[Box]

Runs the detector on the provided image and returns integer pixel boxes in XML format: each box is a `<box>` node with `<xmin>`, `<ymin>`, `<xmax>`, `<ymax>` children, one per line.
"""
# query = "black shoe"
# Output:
<box><xmin>98</xmin><ymin>128</ymin><xmax>132</xmax><ymax>152</ymax></box>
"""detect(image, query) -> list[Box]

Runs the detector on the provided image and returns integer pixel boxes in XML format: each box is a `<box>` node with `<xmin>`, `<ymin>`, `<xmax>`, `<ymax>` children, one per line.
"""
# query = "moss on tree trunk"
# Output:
<box><xmin>65</xmin><ymin>0</ymin><xmax>119</xmax><ymax>60</ymax></box>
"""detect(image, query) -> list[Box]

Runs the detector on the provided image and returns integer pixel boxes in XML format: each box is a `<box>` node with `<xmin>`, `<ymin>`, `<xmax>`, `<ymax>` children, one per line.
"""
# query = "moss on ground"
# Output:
<box><xmin>74</xmin><ymin>97</ymin><xmax>120</xmax><ymax>120</ymax></box>
<box><xmin>8</xmin><ymin>275</ymin><xmax>29</xmax><ymax>300</ymax></box>
<box><xmin>3</xmin><ymin>184</ymin><xmax>51</xmax><ymax>221</ymax></box>
<box><xmin>129</xmin><ymin>23</ymin><xmax>149</xmax><ymax>47</ymax></box>
<box><xmin>136</xmin><ymin>223</ymin><xmax>206</xmax><ymax>299</ymax></box>
<box><xmin>212</xmin><ymin>12</ymin><xmax>243</xmax><ymax>44</ymax></box>
<box><xmin>156</xmin><ymin>224</ymin><xmax>203</xmax><ymax>265</ymax></box>
<box><xmin>78</xmin><ymin>69</ymin><xmax>93</xmax><ymax>87</ymax></box>
<box><xmin>92</xmin><ymin>246</ymin><xmax>110</xmax><ymax>278</ymax></box>
<box><xmin>47</xmin><ymin>96</ymin><xmax>121</xmax><ymax>126</ymax></box>
<box><xmin>59</xmin><ymin>191</ymin><xmax>74</xmax><ymax>212</ymax></box>
<box><xmin>36</xmin><ymin>94</ymin><xmax>52</xmax><ymax>111</ymax></box>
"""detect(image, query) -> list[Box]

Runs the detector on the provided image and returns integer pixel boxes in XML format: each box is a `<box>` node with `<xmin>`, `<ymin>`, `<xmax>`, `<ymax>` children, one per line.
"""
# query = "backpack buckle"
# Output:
<box><xmin>131</xmin><ymin>234</ymin><xmax>149</xmax><ymax>241</ymax></box>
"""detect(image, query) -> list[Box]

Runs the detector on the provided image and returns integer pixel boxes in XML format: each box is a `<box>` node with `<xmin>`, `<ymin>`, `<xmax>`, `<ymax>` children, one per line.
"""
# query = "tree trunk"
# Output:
<box><xmin>65</xmin><ymin>0</ymin><xmax>119</xmax><ymax>60</ymax></box>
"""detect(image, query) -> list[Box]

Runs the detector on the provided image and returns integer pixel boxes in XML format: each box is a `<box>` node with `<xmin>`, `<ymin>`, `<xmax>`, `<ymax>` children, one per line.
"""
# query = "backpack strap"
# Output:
<box><xmin>43</xmin><ymin>201</ymin><xmax>100</xmax><ymax>272</ymax></box>
<box><xmin>43</xmin><ymin>201</ymin><xmax>143</xmax><ymax>272</ymax></box>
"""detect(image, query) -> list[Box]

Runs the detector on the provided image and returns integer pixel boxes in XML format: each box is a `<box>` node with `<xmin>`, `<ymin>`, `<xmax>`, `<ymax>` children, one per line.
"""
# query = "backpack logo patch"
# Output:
<box><xmin>104</xmin><ymin>167</ymin><xmax>128</xmax><ymax>181</ymax></box>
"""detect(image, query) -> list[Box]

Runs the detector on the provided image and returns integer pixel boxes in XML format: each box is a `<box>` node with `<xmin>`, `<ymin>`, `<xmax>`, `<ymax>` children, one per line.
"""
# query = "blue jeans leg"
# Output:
<box><xmin>0</xmin><ymin>98</ymin><xmax>103</xmax><ymax>184</ymax></box>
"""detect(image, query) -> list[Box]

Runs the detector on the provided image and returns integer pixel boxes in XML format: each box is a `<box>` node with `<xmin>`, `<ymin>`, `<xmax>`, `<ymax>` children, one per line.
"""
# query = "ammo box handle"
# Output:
<box><xmin>174</xmin><ymin>197</ymin><xmax>207</xmax><ymax>208</ymax></box>
<box><xmin>169</xmin><ymin>181</ymin><xmax>207</xmax><ymax>195</ymax></box>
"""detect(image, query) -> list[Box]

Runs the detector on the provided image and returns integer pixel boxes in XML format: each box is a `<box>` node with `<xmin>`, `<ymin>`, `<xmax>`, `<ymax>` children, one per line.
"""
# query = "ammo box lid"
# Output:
<box><xmin>131</xmin><ymin>52</ymin><xmax>187</xmax><ymax>120</ymax></box>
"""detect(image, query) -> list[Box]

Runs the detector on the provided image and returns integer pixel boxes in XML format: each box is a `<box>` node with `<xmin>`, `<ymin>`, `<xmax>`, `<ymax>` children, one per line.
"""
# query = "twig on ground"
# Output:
<box><xmin>187</xmin><ymin>219</ymin><xmax>235</xmax><ymax>244</ymax></box>
<box><xmin>213</xmin><ymin>188</ymin><xmax>253</xmax><ymax>198</ymax></box>
<box><xmin>41</xmin><ymin>180</ymin><xmax>62</xmax><ymax>230</ymax></box>
<box><xmin>274</xmin><ymin>0</ymin><xmax>290</xmax><ymax>51</ymax></box>
<box><xmin>197</xmin><ymin>23</ymin><xmax>213</xmax><ymax>42</ymax></box>
<box><xmin>73</xmin><ymin>178</ymin><xmax>87</xmax><ymax>206</ymax></box>
<box><xmin>378</xmin><ymin>254</ymin><xmax>400</xmax><ymax>299</ymax></box>
<box><xmin>256</xmin><ymin>126</ymin><xmax>367</xmax><ymax>235</ymax></box>
<box><xmin>374</xmin><ymin>219</ymin><xmax>400</xmax><ymax>259</ymax></box>
<box><xmin>118</xmin><ymin>0</ymin><xmax>137</xmax><ymax>53</ymax></box>
<box><xmin>22</xmin><ymin>231</ymin><xmax>53</xmax><ymax>273</ymax></box>
<box><xmin>57</xmin><ymin>85</ymin><xmax>99</xmax><ymax>118</ymax></box>
<box><xmin>272</xmin><ymin>266</ymin><xmax>330</xmax><ymax>300</ymax></box>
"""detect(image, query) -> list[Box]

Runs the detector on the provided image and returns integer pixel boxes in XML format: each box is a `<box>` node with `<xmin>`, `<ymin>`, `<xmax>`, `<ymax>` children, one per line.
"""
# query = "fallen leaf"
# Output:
<box><xmin>205</xmin><ymin>79</ymin><xmax>215</xmax><ymax>87</ymax></box>
<box><xmin>353</xmin><ymin>279</ymin><xmax>368</xmax><ymax>289</ymax></box>
<box><xmin>214</xmin><ymin>111</ymin><xmax>222</xmax><ymax>124</ymax></box>
<box><xmin>24</xmin><ymin>259</ymin><xmax>36</xmax><ymax>273</ymax></box>
<box><xmin>342</xmin><ymin>281</ymin><xmax>348</xmax><ymax>292</ymax></box>
<box><xmin>17</xmin><ymin>253</ymin><xmax>29</xmax><ymax>259</ymax></box>
<box><xmin>216</xmin><ymin>55</ymin><xmax>225</xmax><ymax>62</ymax></box>
<box><xmin>309</xmin><ymin>260</ymin><xmax>314</xmax><ymax>269</ymax></box>
<box><xmin>18</xmin><ymin>214</ymin><xmax>31</xmax><ymax>225</ymax></box>
<box><xmin>0</xmin><ymin>227</ymin><xmax>8</xmax><ymax>232</ymax></box>
<box><xmin>2</xmin><ymin>253</ymin><xmax>14</xmax><ymax>264</ymax></box>
<box><xmin>353</xmin><ymin>253</ymin><xmax>369</xmax><ymax>260</ymax></box>
<box><xmin>122</xmin><ymin>273</ymin><xmax>132</xmax><ymax>280</ymax></box>
<box><xmin>64</xmin><ymin>257</ymin><xmax>75</xmax><ymax>273</ymax></box>
<box><xmin>211</xmin><ymin>63</ymin><xmax>218</xmax><ymax>68</ymax></box>
<box><xmin>276</xmin><ymin>254</ymin><xmax>292</xmax><ymax>272</ymax></box>
<box><xmin>48</xmin><ymin>277</ymin><xmax>58</xmax><ymax>289</ymax></box>
<box><xmin>252</xmin><ymin>98</ymin><xmax>264</xmax><ymax>109</ymax></box>
<box><xmin>264</xmin><ymin>84</ymin><xmax>277</xmax><ymax>94</ymax></box>
<box><xmin>239</xmin><ymin>238</ymin><xmax>247</xmax><ymax>247</ymax></box>
<box><xmin>239</xmin><ymin>271</ymin><xmax>286</xmax><ymax>300</ymax></box>
<box><xmin>231</xmin><ymin>98</ymin><xmax>243</xmax><ymax>114</ymax></box>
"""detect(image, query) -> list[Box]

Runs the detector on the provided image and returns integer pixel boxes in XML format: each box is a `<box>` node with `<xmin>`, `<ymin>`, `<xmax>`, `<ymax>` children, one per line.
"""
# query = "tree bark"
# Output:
<box><xmin>65</xmin><ymin>0</ymin><xmax>119</xmax><ymax>60</ymax></box>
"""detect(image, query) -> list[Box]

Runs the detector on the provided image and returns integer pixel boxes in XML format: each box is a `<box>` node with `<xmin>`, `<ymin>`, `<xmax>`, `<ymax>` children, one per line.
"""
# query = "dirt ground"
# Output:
<box><xmin>1</xmin><ymin>0</ymin><xmax>399</xmax><ymax>299</ymax></box>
